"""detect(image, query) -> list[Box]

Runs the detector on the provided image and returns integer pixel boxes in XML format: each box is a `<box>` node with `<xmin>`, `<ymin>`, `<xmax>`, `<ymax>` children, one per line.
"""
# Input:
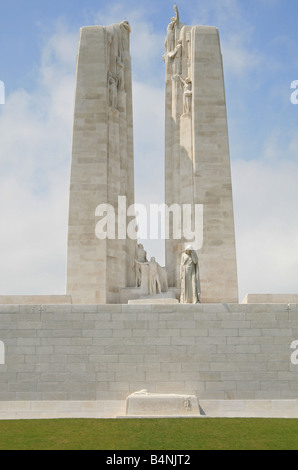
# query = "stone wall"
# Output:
<box><xmin>0</xmin><ymin>303</ymin><xmax>297</xmax><ymax>401</ymax></box>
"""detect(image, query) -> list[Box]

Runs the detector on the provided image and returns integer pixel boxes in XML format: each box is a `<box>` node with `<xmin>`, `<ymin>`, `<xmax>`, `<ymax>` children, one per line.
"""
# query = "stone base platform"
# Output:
<box><xmin>0</xmin><ymin>400</ymin><xmax>126</xmax><ymax>420</ymax></box>
<box><xmin>1</xmin><ymin>301</ymin><xmax>298</xmax><ymax>419</ymax></box>
<box><xmin>120</xmin><ymin>284</ymin><xmax>181</xmax><ymax>304</ymax></box>
<box><xmin>2</xmin><ymin>400</ymin><xmax>298</xmax><ymax>419</ymax></box>
<box><xmin>199</xmin><ymin>400</ymin><xmax>298</xmax><ymax>418</ymax></box>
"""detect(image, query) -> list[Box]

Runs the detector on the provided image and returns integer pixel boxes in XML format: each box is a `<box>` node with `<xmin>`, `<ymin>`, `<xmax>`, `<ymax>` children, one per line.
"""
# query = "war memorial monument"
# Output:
<box><xmin>0</xmin><ymin>6</ymin><xmax>298</xmax><ymax>419</ymax></box>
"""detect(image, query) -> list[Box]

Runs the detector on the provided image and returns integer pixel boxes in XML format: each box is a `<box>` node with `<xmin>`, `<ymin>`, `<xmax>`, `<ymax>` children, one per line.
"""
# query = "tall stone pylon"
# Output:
<box><xmin>164</xmin><ymin>6</ymin><xmax>239</xmax><ymax>303</ymax></box>
<box><xmin>66</xmin><ymin>21</ymin><xmax>136</xmax><ymax>304</ymax></box>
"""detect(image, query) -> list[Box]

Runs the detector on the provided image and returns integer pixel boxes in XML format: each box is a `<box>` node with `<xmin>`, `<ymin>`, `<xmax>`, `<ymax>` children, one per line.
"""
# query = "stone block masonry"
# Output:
<box><xmin>0</xmin><ymin>303</ymin><xmax>298</xmax><ymax>403</ymax></box>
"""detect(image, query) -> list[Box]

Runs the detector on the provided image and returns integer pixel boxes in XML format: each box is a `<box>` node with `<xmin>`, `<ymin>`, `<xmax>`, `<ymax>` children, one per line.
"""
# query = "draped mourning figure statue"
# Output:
<box><xmin>180</xmin><ymin>246</ymin><xmax>201</xmax><ymax>304</ymax></box>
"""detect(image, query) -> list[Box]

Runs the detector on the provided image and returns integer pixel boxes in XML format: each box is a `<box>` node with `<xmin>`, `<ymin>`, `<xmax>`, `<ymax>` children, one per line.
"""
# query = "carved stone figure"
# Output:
<box><xmin>179</xmin><ymin>76</ymin><xmax>192</xmax><ymax>114</ymax></box>
<box><xmin>180</xmin><ymin>245</ymin><xmax>200</xmax><ymax>304</ymax></box>
<box><xmin>136</xmin><ymin>243</ymin><xmax>148</xmax><ymax>262</ymax></box>
<box><xmin>108</xmin><ymin>75</ymin><xmax>118</xmax><ymax>109</ymax></box>
<box><xmin>186</xmin><ymin>31</ymin><xmax>192</xmax><ymax>69</ymax></box>
<box><xmin>158</xmin><ymin>265</ymin><xmax>169</xmax><ymax>293</ymax></box>
<box><xmin>135</xmin><ymin>256</ymin><xmax>162</xmax><ymax>295</ymax></box>
<box><xmin>119</xmin><ymin>20</ymin><xmax>131</xmax><ymax>52</ymax></box>
<box><xmin>134</xmin><ymin>246</ymin><xmax>168</xmax><ymax>296</ymax></box>
<box><xmin>135</xmin><ymin>243</ymin><xmax>148</xmax><ymax>287</ymax></box>
<box><xmin>148</xmin><ymin>257</ymin><xmax>162</xmax><ymax>296</ymax></box>
<box><xmin>165</xmin><ymin>4</ymin><xmax>180</xmax><ymax>53</ymax></box>
<box><xmin>168</xmin><ymin>39</ymin><xmax>183</xmax><ymax>75</ymax></box>
<box><xmin>105</xmin><ymin>21</ymin><xmax>131</xmax><ymax>83</ymax></box>
<box><xmin>120</xmin><ymin>20</ymin><xmax>131</xmax><ymax>34</ymax></box>
<box><xmin>173</xmin><ymin>4</ymin><xmax>180</xmax><ymax>24</ymax></box>
<box><xmin>116</xmin><ymin>55</ymin><xmax>125</xmax><ymax>91</ymax></box>
<box><xmin>165</xmin><ymin>18</ymin><xmax>176</xmax><ymax>53</ymax></box>
<box><xmin>184</xmin><ymin>397</ymin><xmax>192</xmax><ymax>411</ymax></box>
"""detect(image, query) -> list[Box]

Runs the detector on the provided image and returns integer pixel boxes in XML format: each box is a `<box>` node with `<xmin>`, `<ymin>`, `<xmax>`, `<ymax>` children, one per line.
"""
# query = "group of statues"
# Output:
<box><xmin>134</xmin><ymin>244</ymin><xmax>168</xmax><ymax>296</ymax></box>
<box><xmin>163</xmin><ymin>4</ymin><xmax>193</xmax><ymax>116</ymax></box>
<box><xmin>106</xmin><ymin>20</ymin><xmax>131</xmax><ymax>110</ymax></box>
<box><xmin>134</xmin><ymin>243</ymin><xmax>200</xmax><ymax>304</ymax></box>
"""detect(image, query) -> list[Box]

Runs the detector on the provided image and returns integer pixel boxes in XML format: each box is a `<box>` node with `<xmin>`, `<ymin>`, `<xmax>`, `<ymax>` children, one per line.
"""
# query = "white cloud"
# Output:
<box><xmin>0</xmin><ymin>25</ymin><xmax>76</xmax><ymax>294</ymax></box>
<box><xmin>232</xmin><ymin>157</ymin><xmax>298</xmax><ymax>301</ymax></box>
<box><xmin>221</xmin><ymin>35</ymin><xmax>263</xmax><ymax>76</ymax></box>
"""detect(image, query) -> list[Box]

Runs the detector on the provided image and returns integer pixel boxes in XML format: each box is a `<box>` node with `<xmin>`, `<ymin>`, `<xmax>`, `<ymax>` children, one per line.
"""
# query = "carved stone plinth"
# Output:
<box><xmin>126</xmin><ymin>391</ymin><xmax>201</xmax><ymax>417</ymax></box>
<box><xmin>128</xmin><ymin>293</ymin><xmax>179</xmax><ymax>305</ymax></box>
<box><xmin>120</xmin><ymin>289</ymin><xmax>178</xmax><ymax>305</ymax></box>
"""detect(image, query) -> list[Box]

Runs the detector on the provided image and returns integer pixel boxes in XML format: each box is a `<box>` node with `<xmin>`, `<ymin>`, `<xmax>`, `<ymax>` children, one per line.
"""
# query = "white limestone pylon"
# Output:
<box><xmin>164</xmin><ymin>11</ymin><xmax>239</xmax><ymax>303</ymax></box>
<box><xmin>66</xmin><ymin>23</ymin><xmax>136</xmax><ymax>304</ymax></box>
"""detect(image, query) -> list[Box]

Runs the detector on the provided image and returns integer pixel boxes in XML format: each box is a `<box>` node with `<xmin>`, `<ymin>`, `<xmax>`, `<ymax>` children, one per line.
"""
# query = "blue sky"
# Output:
<box><xmin>0</xmin><ymin>0</ymin><xmax>298</xmax><ymax>301</ymax></box>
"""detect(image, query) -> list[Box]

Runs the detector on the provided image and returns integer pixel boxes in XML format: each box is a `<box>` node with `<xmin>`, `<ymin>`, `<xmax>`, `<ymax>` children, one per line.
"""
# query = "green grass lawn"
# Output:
<box><xmin>0</xmin><ymin>418</ymin><xmax>298</xmax><ymax>450</ymax></box>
